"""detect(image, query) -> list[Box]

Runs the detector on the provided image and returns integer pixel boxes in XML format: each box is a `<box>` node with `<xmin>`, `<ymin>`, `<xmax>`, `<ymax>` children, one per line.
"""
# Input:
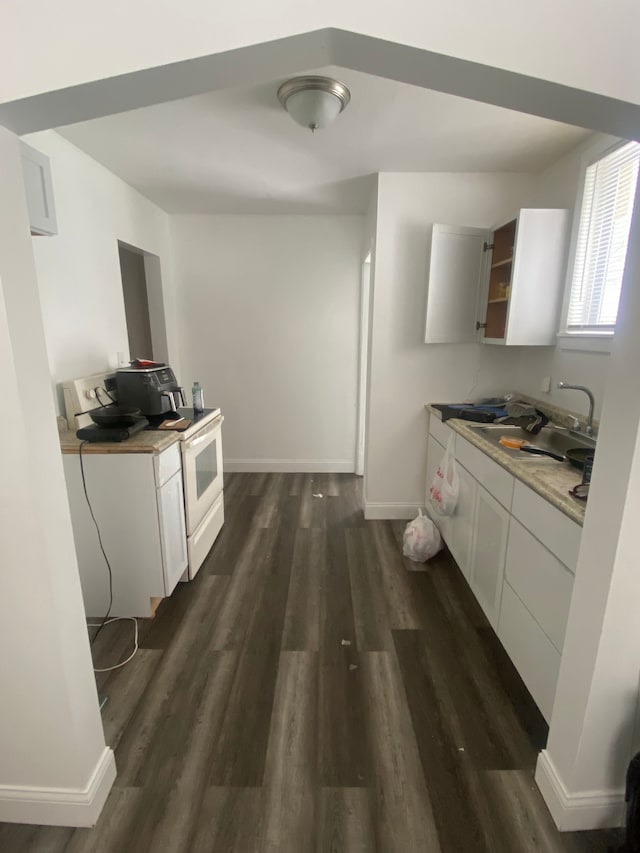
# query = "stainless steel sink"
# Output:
<box><xmin>468</xmin><ymin>424</ymin><xmax>596</xmax><ymax>461</ymax></box>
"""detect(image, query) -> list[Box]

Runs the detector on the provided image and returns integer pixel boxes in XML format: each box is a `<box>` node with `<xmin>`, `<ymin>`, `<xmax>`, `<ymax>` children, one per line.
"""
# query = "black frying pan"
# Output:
<box><xmin>520</xmin><ymin>445</ymin><xmax>594</xmax><ymax>470</ymax></box>
<box><xmin>90</xmin><ymin>404</ymin><xmax>142</xmax><ymax>427</ymax></box>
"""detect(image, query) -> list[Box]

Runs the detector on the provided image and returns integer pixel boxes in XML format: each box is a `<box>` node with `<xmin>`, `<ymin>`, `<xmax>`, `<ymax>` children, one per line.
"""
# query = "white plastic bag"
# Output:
<box><xmin>402</xmin><ymin>509</ymin><xmax>442</xmax><ymax>563</ymax></box>
<box><xmin>429</xmin><ymin>433</ymin><xmax>460</xmax><ymax>516</ymax></box>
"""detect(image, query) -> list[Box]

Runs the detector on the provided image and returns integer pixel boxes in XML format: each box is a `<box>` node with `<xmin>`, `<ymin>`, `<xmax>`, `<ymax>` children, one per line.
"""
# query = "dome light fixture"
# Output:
<box><xmin>277</xmin><ymin>75</ymin><xmax>351</xmax><ymax>132</ymax></box>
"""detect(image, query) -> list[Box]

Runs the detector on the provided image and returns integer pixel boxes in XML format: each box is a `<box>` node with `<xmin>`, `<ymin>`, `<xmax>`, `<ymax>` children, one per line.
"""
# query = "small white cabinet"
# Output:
<box><xmin>63</xmin><ymin>443</ymin><xmax>188</xmax><ymax>618</ymax></box>
<box><xmin>468</xmin><ymin>484</ymin><xmax>509</xmax><ymax>630</ymax></box>
<box><xmin>20</xmin><ymin>141</ymin><xmax>58</xmax><ymax>236</ymax></box>
<box><xmin>425</xmin><ymin>209</ymin><xmax>570</xmax><ymax>346</ymax></box>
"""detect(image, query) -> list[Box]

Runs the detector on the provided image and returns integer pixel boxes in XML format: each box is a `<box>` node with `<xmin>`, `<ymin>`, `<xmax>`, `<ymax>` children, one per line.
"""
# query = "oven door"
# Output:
<box><xmin>181</xmin><ymin>418</ymin><xmax>223</xmax><ymax>535</ymax></box>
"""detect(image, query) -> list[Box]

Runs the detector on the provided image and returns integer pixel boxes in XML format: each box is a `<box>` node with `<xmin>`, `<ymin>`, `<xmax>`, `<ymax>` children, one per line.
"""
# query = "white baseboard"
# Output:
<box><xmin>364</xmin><ymin>502</ymin><xmax>421</xmax><ymax>520</ymax></box>
<box><xmin>0</xmin><ymin>747</ymin><xmax>116</xmax><ymax>827</ymax></box>
<box><xmin>224</xmin><ymin>459</ymin><xmax>354</xmax><ymax>473</ymax></box>
<box><xmin>535</xmin><ymin>749</ymin><xmax>625</xmax><ymax>831</ymax></box>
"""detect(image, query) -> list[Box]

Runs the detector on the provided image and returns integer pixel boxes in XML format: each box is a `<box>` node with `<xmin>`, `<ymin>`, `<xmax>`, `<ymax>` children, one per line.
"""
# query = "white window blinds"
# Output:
<box><xmin>567</xmin><ymin>140</ymin><xmax>640</xmax><ymax>333</ymax></box>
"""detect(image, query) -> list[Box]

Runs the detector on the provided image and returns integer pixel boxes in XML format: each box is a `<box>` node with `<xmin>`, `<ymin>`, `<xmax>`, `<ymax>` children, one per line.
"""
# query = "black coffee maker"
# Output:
<box><xmin>116</xmin><ymin>364</ymin><xmax>186</xmax><ymax>416</ymax></box>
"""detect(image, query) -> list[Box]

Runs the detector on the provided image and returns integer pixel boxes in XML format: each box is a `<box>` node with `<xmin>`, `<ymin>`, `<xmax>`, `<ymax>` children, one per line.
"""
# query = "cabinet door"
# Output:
<box><xmin>425</xmin><ymin>435</ymin><xmax>451</xmax><ymax>542</ymax></box>
<box><xmin>424</xmin><ymin>224</ymin><xmax>487</xmax><ymax>343</ymax></box>
<box><xmin>469</xmin><ymin>484</ymin><xmax>510</xmax><ymax>629</ymax></box>
<box><xmin>446</xmin><ymin>463</ymin><xmax>476</xmax><ymax>581</ymax></box>
<box><xmin>506</xmin><ymin>208</ymin><xmax>570</xmax><ymax>346</ymax></box>
<box><xmin>20</xmin><ymin>141</ymin><xmax>58</xmax><ymax>236</ymax></box>
<box><xmin>478</xmin><ymin>209</ymin><xmax>570</xmax><ymax>347</ymax></box>
<box><xmin>158</xmin><ymin>470</ymin><xmax>188</xmax><ymax>595</ymax></box>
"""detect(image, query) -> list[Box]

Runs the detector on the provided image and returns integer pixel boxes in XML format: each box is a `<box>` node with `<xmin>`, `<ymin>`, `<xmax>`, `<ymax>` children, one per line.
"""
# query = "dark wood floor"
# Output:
<box><xmin>1</xmin><ymin>473</ymin><xmax>623</xmax><ymax>852</ymax></box>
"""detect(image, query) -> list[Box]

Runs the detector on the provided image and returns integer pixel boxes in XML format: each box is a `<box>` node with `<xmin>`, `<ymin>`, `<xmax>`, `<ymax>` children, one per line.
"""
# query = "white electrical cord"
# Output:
<box><xmin>87</xmin><ymin>617</ymin><xmax>139</xmax><ymax>672</ymax></box>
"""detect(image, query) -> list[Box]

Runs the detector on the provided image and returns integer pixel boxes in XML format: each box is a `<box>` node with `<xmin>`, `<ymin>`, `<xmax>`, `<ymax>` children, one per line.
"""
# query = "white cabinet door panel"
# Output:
<box><xmin>426</xmin><ymin>435</ymin><xmax>451</xmax><ymax>542</ymax></box>
<box><xmin>505</xmin><ymin>518</ymin><xmax>574</xmax><ymax>652</ymax></box>
<box><xmin>425</xmin><ymin>224</ymin><xmax>486</xmax><ymax>343</ymax></box>
<box><xmin>469</xmin><ymin>484</ymin><xmax>509</xmax><ymax>629</ymax></box>
<box><xmin>155</xmin><ymin>442</ymin><xmax>181</xmax><ymax>487</ymax></box>
<box><xmin>158</xmin><ymin>470</ymin><xmax>188</xmax><ymax>595</ymax></box>
<box><xmin>511</xmin><ymin>480</ymin><xmax>581</xmax><ymax>571</ymax></box>
<box><xmin>455</xmin><ymin>434</ymin><xmax>514</xmax><ymax>510</ymax></box>
<box><xmin>428</xmin><ymin>411</ymin><xmax>452</xmax><ymax>448</ymax></box>
<box><xmin>498</xmin><ymin>581</ymin><xmax>561</xmax><ymax>722</ymax></box>
<box><xmin>21</xmin><ymin>141</ymin><xmax>58</xmax><ymax>236</ymax></box>
<box><xmin>447</xmin><ymin>462</ymin><xmax>476</xmax><ymax>581</ymax></box>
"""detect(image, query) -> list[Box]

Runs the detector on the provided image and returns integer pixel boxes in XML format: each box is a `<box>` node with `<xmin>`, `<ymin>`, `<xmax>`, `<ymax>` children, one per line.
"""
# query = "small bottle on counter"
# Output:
<box><xmin>192</xmin><ymin>381</ymin><xmax>204</xmax><ymax>413</ymax></box>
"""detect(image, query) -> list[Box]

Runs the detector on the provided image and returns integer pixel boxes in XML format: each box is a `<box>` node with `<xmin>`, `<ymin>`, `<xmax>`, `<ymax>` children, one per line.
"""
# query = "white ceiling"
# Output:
<box><xmin>58</xmin><ymin>66</ymin><xmax>590</xmax><ymax>215</ymax></box>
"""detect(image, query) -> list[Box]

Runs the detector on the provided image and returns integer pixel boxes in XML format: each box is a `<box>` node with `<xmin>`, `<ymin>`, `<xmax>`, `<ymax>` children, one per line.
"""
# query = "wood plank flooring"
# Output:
<box><xmin>0</xmin><ymin>473</ymin><xmax>624</xmax><ymax>852</ymax></box>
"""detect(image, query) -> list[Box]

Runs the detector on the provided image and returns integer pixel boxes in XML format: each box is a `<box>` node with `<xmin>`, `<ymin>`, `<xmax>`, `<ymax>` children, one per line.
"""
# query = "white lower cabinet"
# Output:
<box><xmin>426</xmin><ymin>413</ymin><xmax>581</xmax><ymax>722</ymax></box>
<box><xmin>426</xmin><ymin>433</ymin><xmax>475</xmax><ymax>579</ymax></box>
<box><xmin>498</xmin><ymin>582</ymin><xmax>561</xmax><ymax>722</ymax></box>
<box><xmin>426</xmin><ymin>435</ymin><xmax>452</xmax><ymax>542</ymax></box>
<box><xmin>63</xmin><ymin>444</ymin><xmax>188</xmax><ymax>618</ymax></box>
<box><xmin>468</xmin><ymin>484</ymin><xmax>509</xmax><ymax>630</ymax></box>
<box><xmin>504</xmin><ymin>518</ymin><xmax>574</xmax><ymax>652</ymax></box>
<box><xmin>157</xmin><ymin>469</ymin><xmax>189</xmax><ymax>595</ymax></box>
<box><xmin>446</xmin><ymin>462</ymin><xmax>476</xmax><ymax>581</ymax></box>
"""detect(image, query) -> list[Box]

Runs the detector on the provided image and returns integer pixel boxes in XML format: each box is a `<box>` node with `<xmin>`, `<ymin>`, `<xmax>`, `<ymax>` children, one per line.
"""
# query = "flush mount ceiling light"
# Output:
<box><xmin>277</xmin><ymin>75</ymin><xmax>351</xmax><ymax>132</ymax></box>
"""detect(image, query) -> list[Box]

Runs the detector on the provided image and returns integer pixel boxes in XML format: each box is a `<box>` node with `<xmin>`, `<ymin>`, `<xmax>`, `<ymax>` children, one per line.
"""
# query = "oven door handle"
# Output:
<box><xmin>185</xmin><ymin>417</ymin><xmax>222</xmax><ymax>449</ymax></box>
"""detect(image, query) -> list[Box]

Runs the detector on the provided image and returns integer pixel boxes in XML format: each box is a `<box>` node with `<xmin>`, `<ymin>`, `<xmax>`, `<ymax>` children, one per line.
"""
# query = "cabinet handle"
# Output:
<box><xmin>476</xmin><ymin>321</ymin><xmax>487</xmax><ymax>330</ymax></box>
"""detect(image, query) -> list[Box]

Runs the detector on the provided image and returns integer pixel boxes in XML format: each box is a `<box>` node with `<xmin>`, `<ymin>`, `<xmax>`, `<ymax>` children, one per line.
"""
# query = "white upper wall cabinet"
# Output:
<box><xmin>20</xmin><ymin>141</ymin><xmax>58</xmax><ymax>236</ymax></box>
<box><xmin>425</xmin><ymin>209</ymin><xmax>570</xmax><ymax>346</ymax></box>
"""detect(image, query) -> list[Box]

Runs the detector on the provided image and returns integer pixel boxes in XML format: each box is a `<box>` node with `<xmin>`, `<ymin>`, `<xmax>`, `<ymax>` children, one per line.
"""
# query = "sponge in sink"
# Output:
<box><xmin>499</xmin><ymin>436</ymin><xmax>530</xmax><ymax>449</ymax></box>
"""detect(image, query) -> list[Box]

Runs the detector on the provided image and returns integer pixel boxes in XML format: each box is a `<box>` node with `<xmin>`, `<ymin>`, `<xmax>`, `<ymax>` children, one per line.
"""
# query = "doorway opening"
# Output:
<box><xmin>117</xmin><ymin>242</ymin><xmax>170</xmax><ymax>365</ymax></box>
<box><xmin>355</xmin><ymin>251</ymin><xmax>372</xmax><ymax>477</ymax></box>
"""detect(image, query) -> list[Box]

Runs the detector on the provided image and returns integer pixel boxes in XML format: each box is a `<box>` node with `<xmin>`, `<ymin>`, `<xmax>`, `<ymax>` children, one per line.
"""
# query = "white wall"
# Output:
<box><xmin>515</xmin><ymin>134</ymin><xmax>619</xmax><ymax>418</ymax></box>
<box><xmin>0</xmin><ymin>125</ymin><xmax>114</xmax><ymax>825</ymax></box>
<box><xmin>365</xmin><ymin>172</ymin><xmax>534</xmax><ymax>515</ymax></box>
<box><xmin>24</xmin><ymin>130</ymin><xmax>179</xmax><ymax>408</ymax></box>
<box><xmin>170</xmin><ymin>215</ymin><xmax>362</xmax><ymax>471</ymax></box>
<box><xmin>536</xmin><ymin>179</ymin><xmax>640</xmax><ymax>831</ymax></box>
<box><xmin>1</xmin><ymin>1</ymin><xmax>638</xmax><ymax>105</ymax></box>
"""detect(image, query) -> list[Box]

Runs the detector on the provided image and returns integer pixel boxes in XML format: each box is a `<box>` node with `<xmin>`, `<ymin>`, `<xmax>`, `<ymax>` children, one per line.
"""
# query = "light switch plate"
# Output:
<box><xmin>540</xmin><ymin>376</ymin><xmax>552</xmax><ymax>393</ymax></box>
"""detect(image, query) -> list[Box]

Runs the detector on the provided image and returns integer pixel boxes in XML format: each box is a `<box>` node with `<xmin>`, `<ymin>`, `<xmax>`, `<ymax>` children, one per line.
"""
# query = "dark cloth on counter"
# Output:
<box><xmin>432</xmin><ymin>402</ymin><xmax>550</xmax><ymax>434</ymax></box>
<box><xmin>431</xmin><ymin>404</ymin><xmax>508</xmax><ymax>423</ymax></box>
<box><xmin>494</xmin><ymin>404</ymin><xmax>550</xmax><ymax>435</ymax></box>
<box><xmin>493</xmin><ymin>411</ymin><xmax>549</xmax><ymax>434</ymax></box>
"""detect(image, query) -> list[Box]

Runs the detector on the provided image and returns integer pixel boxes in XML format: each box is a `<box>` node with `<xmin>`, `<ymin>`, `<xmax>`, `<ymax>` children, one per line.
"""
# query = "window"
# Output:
<box><xmin>565</xmin><ymin>140</ymin><xmax>640</xmax><ymax>335</ymax></box>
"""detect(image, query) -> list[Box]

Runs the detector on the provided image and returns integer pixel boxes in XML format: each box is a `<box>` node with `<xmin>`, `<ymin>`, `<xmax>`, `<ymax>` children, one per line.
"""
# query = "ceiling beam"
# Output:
<box><xmin>1</xmin><ymin>28</ymin><xmax>638</xmax><ymax>141</ymax></box>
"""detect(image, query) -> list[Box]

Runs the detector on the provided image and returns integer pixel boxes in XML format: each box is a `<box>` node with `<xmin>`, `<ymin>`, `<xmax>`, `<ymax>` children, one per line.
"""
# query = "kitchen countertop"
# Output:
<box><xmin>59</xmin><ymin>429</ymin><xmax>180</xmax><ymax>455</ymax></box>
<box><xmin>426</xmin><ymin>405</ymin><xmax>586</xmax><ymax>526</ymax></box>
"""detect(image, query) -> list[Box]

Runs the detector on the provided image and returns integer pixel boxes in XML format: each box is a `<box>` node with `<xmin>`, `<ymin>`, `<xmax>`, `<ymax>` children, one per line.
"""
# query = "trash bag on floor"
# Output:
<box><xmin>402</xmin><ymin>509</ymin><xmax>442</xmax><ymax>563</ymax></box>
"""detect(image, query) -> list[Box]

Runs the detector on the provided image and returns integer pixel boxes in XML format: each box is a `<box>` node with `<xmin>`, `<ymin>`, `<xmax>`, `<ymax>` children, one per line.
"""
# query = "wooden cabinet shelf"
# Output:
<box><xmin>491</xmin><ymin>257</ymin><xmax>513</xmax><ymax>269</ymax></box>
<box><xmin>487</xmin><ymin>297</ymin><xmax>509</xmax><ymax>304</ymax></box>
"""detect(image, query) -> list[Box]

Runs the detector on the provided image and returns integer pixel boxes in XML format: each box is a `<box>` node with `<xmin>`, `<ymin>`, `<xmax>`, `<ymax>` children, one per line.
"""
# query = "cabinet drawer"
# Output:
<box><xmin>505</xmin><ymin>518</ymin><xmax>574</xmax><ymax>652</ymax></box>
<box><xmin>511</xmin><ymin>481</ymin><xmax>581</xmax><ymax>571</ymax></box>
<box><xmin>498</xmin><ymin>582</ymin><xmax>561</xmax><ymax>722</ymax></box>
<box><xmin>187</xmin><ymin>491</ymin><xmax>225</xmax><ymax>579</ymax></box>
<box><xmin>456</xmin><ymin>435</ymin><xmax>514</xmax><ymax>509</ymax></box>
<box><xmin>428</xmin><ymin>411</ymin><xmax>451</xmax><ymax>448</ymax></box>
<box><xmin>155</xmin><ymin>442</ymin><xmax>181</xmax><ymax>488</ymax></box>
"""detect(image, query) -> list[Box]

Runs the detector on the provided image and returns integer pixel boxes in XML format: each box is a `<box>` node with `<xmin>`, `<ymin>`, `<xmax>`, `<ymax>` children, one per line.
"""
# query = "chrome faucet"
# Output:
<box><xmin>557</xmin><ymin>381</ymin><xmax>596</xmax><ymax>435</ymax></box>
